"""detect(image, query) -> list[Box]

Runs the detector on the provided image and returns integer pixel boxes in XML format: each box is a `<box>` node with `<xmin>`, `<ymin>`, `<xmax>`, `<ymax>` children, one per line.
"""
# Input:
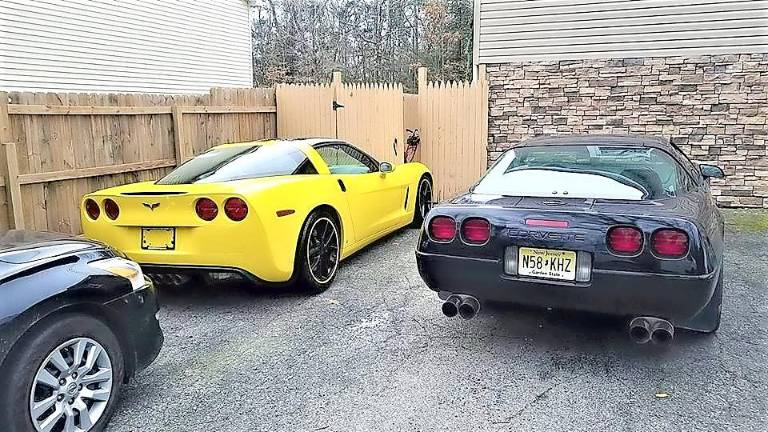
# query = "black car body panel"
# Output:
<box><xmin>0</xmin><ymin>230</ymin><xmax>163</xmax><ymax>380</ymax></box>
<box><xmin>416</xmin><ymin>135</ymin><xmax>725</xmax><ymax>328</ymax></box>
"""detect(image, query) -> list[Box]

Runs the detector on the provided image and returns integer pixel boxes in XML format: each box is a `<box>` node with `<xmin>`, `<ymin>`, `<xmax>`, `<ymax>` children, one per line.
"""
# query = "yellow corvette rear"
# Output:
<box><xmin>81</xmin><ymin>139</ymin><xmax>431</xmax><ymax>291</ymax></box>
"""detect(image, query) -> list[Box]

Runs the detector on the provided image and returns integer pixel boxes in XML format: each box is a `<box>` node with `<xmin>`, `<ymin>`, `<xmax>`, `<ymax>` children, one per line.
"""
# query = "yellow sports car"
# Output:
<box><xmin>81</xmin><ymin>139</ymin><xmax>432</xmax><ymax>292</ymax></box>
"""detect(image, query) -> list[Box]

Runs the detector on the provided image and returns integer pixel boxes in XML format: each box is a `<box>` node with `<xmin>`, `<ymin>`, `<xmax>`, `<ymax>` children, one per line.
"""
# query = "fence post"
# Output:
<box><xmin>2</xmin><ymin>142</ymin><xmax>25</xmax><ymax>229</ymax></box>
<box><xmin>478</xmin><ymin>64</ymin><xmax>489</xmax><ymax>172</ymax></box>
<box><xmin>171</xmin><ymin>105</ymin><xmax>187</xmax><ymax>166</ymax></box>
<box><xmin>417</xmin><ymin>67</ymin><xmax>427</xmax><ymax>93</ymax></box>
<box><xmin>331</xmin><ymin>71</ymin><xmax>343</xmax><ymax>139</ymax></box>
<box><xmin>0</xmin><ymin>92</ymin><xmax>24</xmax><ymax>229</ymax></box>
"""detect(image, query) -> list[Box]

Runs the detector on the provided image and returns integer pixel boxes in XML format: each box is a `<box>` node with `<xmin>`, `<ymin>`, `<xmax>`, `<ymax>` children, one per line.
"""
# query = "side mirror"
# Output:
<box><xmin>379</xmin><ymin>162</ymin><xmax>395</xmax><ymax>174</ymax></box>
<box><xmin>700</xmin><ymin>164</ymin><xmax>725</xmax><ymax>180</ymax></box>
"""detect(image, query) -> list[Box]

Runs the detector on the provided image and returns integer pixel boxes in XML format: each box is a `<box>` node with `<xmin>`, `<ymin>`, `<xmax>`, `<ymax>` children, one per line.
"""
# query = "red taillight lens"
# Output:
<box><xmin>195</xmin><ymin>198</ymin><xmax>218</xmax><ymax>221</ymax></box>
<box><xmin>652</xmin><ymin>229</ymin><xmax>689</xmax><ymax>258</ymax></box>
<box><xmin>429</xmin><ymin>216</ymin><xmax>456</xmax><ymax>242</ymax></box>
<box><xmin>104</xmin><ymin>198</ymin><xmax>119</xmax><ymax>220</ymax></box>
<box><xmin>224</xmin><ymin>197</ymin><xmax>248</xmax><ymax>221</ymax></box>
<box><xmin>462</xmin><ymin>218</ymin><xmax>490</xmax><ymax>244</ymax></box>
<box><xmin>85</xmin><ymin>199</ymin><xmax>100</xmax><ymax>220</ymax></box>
<box><xmin>607</xmin><ymin>226</ymin><xmax>643</xmax><ymax>254</ymax></box>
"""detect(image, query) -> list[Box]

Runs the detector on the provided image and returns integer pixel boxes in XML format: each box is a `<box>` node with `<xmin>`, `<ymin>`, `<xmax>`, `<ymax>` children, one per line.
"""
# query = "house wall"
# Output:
<box><xmin>0</xmin><ymin>0</ymin><xmax>253</xmax><ymax>94</ymax></box>
<box><xmin>476</xmin><ymin>0</ymin><xmax>768</xmax><ymax>63</ymax></box>
<box><xmin>487</xmin><ymin>54</ymin><xmax>768</xmax><ymax>207</ymax></box>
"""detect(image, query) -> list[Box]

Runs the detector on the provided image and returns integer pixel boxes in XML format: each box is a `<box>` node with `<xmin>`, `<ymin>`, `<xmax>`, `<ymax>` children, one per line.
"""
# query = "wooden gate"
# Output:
<box><xmin>416</xmin><ymin>66</ymin><xmax>488</xmax><ymax>201</ymax></box>
<box><xmin>275</xmin><ymin>68</ymin><xmax>488</xmax><ymax>202</ymax></box>
<box><xmin>276</xmin><ymin>73</ymin><xmax>404</xmax><ymax>165</ymax></box>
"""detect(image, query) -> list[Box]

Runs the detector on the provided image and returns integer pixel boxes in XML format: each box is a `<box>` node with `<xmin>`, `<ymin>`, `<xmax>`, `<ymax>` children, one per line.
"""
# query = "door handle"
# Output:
<box><xmin>337</xmin><ymin>179</ymin><xmax>347</xmax><ymax>192</ymax></box>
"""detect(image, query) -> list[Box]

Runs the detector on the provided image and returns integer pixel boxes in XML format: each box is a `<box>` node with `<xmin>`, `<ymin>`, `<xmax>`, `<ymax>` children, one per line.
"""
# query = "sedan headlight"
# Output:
<box><xmin>89</xmin><ymin>257</ymin><xmax>146</xmax><ymax>290</ymax></box>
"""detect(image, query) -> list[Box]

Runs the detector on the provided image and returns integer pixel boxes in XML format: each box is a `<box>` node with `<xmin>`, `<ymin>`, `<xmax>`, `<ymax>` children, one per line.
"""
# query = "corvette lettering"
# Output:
<box><xmin>504</xmin><ymin>228</ymin><xmax>586</xmax><ymax>242</ymax></box>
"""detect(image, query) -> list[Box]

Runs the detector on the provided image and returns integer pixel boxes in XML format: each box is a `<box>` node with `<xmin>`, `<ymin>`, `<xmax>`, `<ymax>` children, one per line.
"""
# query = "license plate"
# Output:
<box><xmin>141</xmin><ymin>228</ymin><xmax>176</xmax><ymax>250</ymax></box>
<box><xmin>518</xmin><ymin>247</ymin><xmax>576</xmax><ymax>281</ymax></box>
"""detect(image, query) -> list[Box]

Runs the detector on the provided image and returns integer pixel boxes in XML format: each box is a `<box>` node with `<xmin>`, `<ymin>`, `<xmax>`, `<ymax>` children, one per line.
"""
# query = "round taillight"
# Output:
<box><xmin>652</xmin><ymin>229</ymin><xmax>689</xmax><ymax>258</ymax></box>
<box><xmin>85</xmin><ymin>199</ymin><xmax>100</xmax><ymax>220</ymax></box>
<box><xmin>462</xmin><ymin>218</ymin><xmax>490</xmax><ymax>244</ymax></box>
<box><xmin>429</xmin><ymin>216</ymin><xmax>456</xmax><ymax>242</ymax></box>
<box><xmin>195</xmin><ymin>198</ymin><xmax>218</xmax><ymax>221</ymax></box>
<box><xmin>104</xmin><ymin>198</ymin><xmax>119</xmax><ymax>220</ymax></box>
<box><xmin>607</xmin><ymin>226</ymin><xmax>643</xmax><ymax>255</ymax></box>
<box><xmin>224</xmin><ymin>197</ymin><xmax>248</xmax><ymax>221</ymax></box>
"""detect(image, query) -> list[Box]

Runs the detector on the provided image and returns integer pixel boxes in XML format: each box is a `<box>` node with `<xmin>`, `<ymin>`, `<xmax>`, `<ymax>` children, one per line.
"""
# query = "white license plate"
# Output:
<box><xmin>141</xmin><ymin>227</ymin><xmax>176</xmax><ymax>250</ymax></box>
<box><xmin>518</xmin><ymin>247</ymin><xmax>577</xmax><ymax>281</ymax></box>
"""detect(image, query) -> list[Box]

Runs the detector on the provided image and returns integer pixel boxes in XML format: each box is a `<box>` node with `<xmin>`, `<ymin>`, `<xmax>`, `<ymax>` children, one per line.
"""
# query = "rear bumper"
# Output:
<box><xmin>83</xmin><ymin>223</ymin><xmax>297</xmax><ymax>283</ymax></box>
<box><xmin>104</xmin><ymin>280</ymin><xmax>163</xmax><ymax>375</ymax></box>
<box><xmin>416</xmin><ymin>251</ymin><xmax>719</xmax><ymax>322</ymax></box>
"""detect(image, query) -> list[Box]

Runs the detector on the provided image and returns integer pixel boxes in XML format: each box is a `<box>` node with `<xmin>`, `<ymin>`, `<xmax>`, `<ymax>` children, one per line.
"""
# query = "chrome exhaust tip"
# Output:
<box><xmin>650</xmin><ymin>319</ymin><xmax>674</xmax><ymax>346</ymax></box>
<box><xmin>458</xmin><ymin>296</ymin><xmax>480</xmax><ymax>320</ymax></box>
<box><xmin>441</xmin><ymin>295</ymin><xmax>461</xmax><ymax>318</ymax></box>
<box><xmin>629</xmin><ymin>317</ymin><xmax>674</xmax><ymax>345</ymax></box>
<box><xmin>629</xmin><ymin>317</ymin><xmax>652</xmax><ymax>344</ymax></box>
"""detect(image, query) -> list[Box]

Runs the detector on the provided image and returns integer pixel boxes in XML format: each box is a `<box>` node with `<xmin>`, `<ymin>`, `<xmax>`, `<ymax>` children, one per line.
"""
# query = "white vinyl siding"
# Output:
<box><xmin>0</xmin><ymin>0</ymin><xmax>253</xmax><ymax>93</ymax></box>
<box><xmin>476</xmin><ymin>0</ymin><xmax>768</xmax><ymax>63</ymax></box>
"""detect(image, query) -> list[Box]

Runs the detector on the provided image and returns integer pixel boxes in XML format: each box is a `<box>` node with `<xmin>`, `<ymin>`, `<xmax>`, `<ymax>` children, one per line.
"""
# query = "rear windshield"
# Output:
<box><xmin>157</xmin><ymin>144</ymin><xmax>310</xmax><ymax>185</ymax></box>
<box><xmin>473</xmin><ymin>145</ymin><xmax>691</xmax><ymax>200</ymax></box>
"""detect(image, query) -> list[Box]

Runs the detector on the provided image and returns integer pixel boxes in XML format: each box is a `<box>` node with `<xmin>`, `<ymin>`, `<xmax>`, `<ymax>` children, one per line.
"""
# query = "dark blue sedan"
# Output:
<box><xmin>416</xmin><ymin>135</ymin><xmax>725</xmax><ymax>345</ymax></box>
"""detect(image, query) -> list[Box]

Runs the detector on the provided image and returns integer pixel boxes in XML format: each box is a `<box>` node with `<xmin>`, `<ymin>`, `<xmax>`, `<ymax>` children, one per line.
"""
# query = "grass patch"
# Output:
<box><xmin>723</xmin><ymin>209</ymin><xmax>768</xmax><ymax>233</ymax></box>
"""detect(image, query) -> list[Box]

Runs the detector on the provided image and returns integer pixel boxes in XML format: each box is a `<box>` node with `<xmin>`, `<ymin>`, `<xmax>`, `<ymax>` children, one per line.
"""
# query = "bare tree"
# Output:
<box><xmin>250</xmin><ymin>0</ymin><xmax>473</xmax><ymax>90</ymax></box>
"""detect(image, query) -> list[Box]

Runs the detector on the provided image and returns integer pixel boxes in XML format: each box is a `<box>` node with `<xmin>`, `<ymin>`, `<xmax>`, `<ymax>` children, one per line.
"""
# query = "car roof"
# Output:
<box><xmin>519</xmin><ymin>134</ymin><xmax>672</xmax><ymax>150</ymax></box>
<box><xmin>212</xmin><ymin>138</ymin><xmax>343</xmax><ymax>150</ymax></box>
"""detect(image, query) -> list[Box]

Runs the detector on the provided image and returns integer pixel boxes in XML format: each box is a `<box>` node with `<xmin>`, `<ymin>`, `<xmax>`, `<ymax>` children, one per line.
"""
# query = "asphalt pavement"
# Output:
<box><xmin>107</xmin><ymin>212</ymin><xmax>768</xmax><ymax>432</ymax></box>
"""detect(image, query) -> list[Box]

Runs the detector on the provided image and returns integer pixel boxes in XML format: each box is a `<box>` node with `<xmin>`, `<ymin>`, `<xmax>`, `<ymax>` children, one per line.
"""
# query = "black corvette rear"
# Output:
<box><xmin>416</xmin><ymin>135</ymin><xmax>725</xmax><ymax>341</ymax></box>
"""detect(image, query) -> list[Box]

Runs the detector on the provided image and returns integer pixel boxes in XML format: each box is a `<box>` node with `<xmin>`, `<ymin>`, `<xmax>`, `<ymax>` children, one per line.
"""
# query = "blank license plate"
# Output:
<box><xmin>141</xmin><ymin>228</ymin><xmax>176</xmax><ymax>250</ymax></box>
<box><xmin>518</xmin><ymin>247</ymin><xmax>576</xmax><ymax>281</ymax></box>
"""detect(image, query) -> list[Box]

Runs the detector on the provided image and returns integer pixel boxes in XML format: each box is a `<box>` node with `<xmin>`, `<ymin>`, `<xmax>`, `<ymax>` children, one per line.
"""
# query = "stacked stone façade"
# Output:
<box><xmin>487</xmin><ymin>54</ymin><xmax>768</xmax><ymax>207</ymax></box>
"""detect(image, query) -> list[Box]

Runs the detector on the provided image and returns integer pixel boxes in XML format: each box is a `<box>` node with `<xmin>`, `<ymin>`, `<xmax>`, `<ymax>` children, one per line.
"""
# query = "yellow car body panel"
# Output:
<box><xmin>81</xmin><ymin>139</ymin><xmax>431</xmax><ymax>283</ymax></box>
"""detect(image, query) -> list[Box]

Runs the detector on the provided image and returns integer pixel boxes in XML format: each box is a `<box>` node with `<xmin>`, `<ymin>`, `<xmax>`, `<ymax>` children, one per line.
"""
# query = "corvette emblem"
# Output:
<box><xmin>143</xmin><ymin>202</ymin><xmax>160</xmax><ymax>211</ymax></box>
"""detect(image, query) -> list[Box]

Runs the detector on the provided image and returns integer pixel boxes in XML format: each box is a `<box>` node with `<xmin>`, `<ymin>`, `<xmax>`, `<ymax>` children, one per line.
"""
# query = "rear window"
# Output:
<box><xmin>473</xmin><ymin>145</ymin><xmax>691</xmax><ymax>200</ymax></box>
<box><xmin>157</xmin><ymin>144</ymin><xmax>311</xmax><ymax>185</ymax></box>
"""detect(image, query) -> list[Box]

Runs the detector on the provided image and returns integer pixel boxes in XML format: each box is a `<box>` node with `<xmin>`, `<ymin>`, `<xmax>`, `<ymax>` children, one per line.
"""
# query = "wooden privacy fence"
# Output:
<box><xmin>0</xmin><ymin>88</ymin><xmax>277</xmax><ymax>233</ymax></box>
<box><xmin>276</xmin><ymin>67</ymin><xmax>488</xmax><ymax>201</ymax></box>
<box><xmin>277</xmin><ymin>73</ymin><xmax>405</xmax><ymax>165</ymax></box>
<box><xmin>417</xmin><ymin>66</ymin><xmax>489</xmax><ymax>201</ymax></box>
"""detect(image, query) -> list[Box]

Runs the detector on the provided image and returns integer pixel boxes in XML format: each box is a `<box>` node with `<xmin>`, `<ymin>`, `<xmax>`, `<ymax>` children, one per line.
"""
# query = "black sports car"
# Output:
<box><xmin>416</xmin><ymin>135</ymin><xmax>725</xmax><ymax>344</ymax></box>
<box><xmin>0</xmin><ymin>230</ymin><xmax>163</xmax><ymax>432</ymax></box>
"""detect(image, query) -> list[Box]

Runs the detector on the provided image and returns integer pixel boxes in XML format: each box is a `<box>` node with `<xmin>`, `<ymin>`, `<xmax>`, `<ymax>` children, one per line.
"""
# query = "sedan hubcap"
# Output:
<box><xmin>307</xmin><ymin>217</ymin><xmax>340</xmax><ymax>284</ymax></box>
<box><xmin>29</xmin><ymin>337</ymin><xmax>113</xmax><ymax>432</ymax></box>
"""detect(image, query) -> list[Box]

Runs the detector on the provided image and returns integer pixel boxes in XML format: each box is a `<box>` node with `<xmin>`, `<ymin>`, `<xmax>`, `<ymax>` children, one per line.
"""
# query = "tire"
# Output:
<box><xmin>0</xmin><ymin>314</ymin><xmax>125</xmax><ymax>432</ymax></box>
<box><xmin>294</xmin><ymin>209</ymin><xmax>341</xmax><ymax>294</ymax></box>
<box><xmin>411</xmin><ymin>175</ymin><xmax>433</xmax><ymax>228</ymax></box>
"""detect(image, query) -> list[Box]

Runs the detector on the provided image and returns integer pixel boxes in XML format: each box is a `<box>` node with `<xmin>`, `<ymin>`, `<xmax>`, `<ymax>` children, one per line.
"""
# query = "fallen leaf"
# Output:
<box><xmin>327</xmin><ymin>299</ymin><xmax>340</xmax><ymax>305</ymax></box>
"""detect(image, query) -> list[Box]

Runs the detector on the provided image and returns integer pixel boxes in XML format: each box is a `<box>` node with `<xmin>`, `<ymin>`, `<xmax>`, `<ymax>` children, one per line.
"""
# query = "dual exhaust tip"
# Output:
<box><xmin>629</xmin><ymin>316</ymin><xmax>674</xmax><ymax>345</ymax></box>
<box><xmin>442</xmin><ymin>297</ymin><xmax>674</xmax><ymax>346</ymax></box>
<box><xmin>442</xmin><ymin>295</ymin><xmax>480</xmax><ymax>320</ymax></box>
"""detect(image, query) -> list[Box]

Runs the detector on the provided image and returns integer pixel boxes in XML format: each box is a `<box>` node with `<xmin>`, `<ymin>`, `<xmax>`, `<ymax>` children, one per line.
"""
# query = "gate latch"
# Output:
<box><xmin>332</xmin><ymin>101</ymin><xmax>344</xmax><ymax>111</ymax></box>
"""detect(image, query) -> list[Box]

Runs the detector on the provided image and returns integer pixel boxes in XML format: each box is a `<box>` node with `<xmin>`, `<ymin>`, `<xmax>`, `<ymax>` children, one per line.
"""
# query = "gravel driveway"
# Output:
<box><xmin>107</xmin><ymin>211</ymin><xmax>768</xmax><ymax>432</ymax></box>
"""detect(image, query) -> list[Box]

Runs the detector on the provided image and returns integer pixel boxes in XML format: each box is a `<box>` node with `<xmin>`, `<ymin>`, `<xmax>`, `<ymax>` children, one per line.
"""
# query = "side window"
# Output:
<box><xmin>316</xmin><ymin>144</ymin><xmax>377</xmax><ymax>174</ymax></box>
<box><xmin>294</xmin><ymin>159</ymin><xmax>318</xmax><ymax>175</ymax></box>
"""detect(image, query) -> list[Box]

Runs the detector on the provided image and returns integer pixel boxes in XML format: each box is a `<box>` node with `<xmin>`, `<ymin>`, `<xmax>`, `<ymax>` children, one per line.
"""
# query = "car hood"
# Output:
<box><xmin>0</xmin><ymin>230</ymin><xmax>102</xmax><ymax>265</ymax></box>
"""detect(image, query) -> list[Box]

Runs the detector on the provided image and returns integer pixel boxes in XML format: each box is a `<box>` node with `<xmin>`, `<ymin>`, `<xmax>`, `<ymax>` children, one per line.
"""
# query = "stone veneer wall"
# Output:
<box><xmin>487</xmin><ymin>54</ymin><xmax>768</xmax><ymax>208</ymax></box>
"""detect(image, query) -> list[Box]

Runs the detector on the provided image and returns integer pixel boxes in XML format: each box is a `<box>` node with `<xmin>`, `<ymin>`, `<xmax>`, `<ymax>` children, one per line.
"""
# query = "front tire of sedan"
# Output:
<box><xmin>295</xmin><ymin>210</ymin><xmax>341</xmax><ymax>294</ymax></box>
<box><xmin>0</xmin><ymin>314</ymin><xmax>124</xmax><ymax>432</ymax></box>
<box><xmin>411</xmin><ymin>176</ymin><xmax>433</xmax><ymax>228</ymax></box>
